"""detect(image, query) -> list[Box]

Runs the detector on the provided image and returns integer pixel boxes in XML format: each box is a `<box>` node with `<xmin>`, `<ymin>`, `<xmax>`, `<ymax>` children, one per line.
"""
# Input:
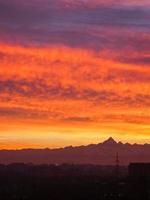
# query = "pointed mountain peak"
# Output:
<box><xmin>102</xmin><ymin>137</ymin><xmax>117</xmax><ymax>145</ymax></box>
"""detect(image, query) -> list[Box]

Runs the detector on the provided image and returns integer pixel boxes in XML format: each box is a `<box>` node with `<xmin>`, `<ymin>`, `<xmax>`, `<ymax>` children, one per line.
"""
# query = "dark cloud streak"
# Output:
<box><xmin>0</xmin><ymin>0</ymin><xmax>150</xmax><ymax>55</ymax></box>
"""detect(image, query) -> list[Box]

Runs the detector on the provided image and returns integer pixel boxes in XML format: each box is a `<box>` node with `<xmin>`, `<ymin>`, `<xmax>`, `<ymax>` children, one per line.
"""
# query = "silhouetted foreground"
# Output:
<box><xmin>1</xmin><ymin>138</ymin><xmax>150</xmax><ymax>165</ymax></box>
<box><xmin>0</xmin><ymin>163</ymin><xmax>149</xmax><ymax>200</ymax></box>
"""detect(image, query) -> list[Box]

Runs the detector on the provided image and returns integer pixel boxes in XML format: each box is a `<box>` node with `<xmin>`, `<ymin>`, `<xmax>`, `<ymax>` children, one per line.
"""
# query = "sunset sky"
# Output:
<box><xmin>0</xmin><ymin>0</ymin><xmax>150</xmax><ymax>149</ymax></box>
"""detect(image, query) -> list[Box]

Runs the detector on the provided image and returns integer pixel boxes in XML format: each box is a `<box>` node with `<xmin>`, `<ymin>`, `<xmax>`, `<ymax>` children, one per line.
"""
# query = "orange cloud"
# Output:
<box><xmin>0</xmin><ymin>44</ymin><xmax>149</xmax><ymax>148</ymax></box>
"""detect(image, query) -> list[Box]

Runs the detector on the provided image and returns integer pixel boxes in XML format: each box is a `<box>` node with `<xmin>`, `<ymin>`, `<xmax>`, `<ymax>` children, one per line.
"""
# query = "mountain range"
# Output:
<box><xmin>0</xmin><ymin>137</ymin><xmax>150</xmax><ymax>165</ymax></box>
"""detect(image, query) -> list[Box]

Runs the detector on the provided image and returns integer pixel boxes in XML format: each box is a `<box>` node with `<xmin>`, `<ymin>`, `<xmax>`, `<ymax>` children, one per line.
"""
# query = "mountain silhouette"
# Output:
<box><xmin>102</xmin><ymin>137</ymin><xmax>117</xmax><ymax>145</ymax></box>
<box><xmin>0</xmin><ymin>137</ymin><xmax>150</xmax><ymax>165</ymax></box>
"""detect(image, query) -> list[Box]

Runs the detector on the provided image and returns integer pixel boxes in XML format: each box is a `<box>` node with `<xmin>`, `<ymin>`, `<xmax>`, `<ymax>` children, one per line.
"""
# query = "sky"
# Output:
<box><xmin>0</xmin><ymin>0</ymin><xmax>150</xmax><ymax>149</ymax></box>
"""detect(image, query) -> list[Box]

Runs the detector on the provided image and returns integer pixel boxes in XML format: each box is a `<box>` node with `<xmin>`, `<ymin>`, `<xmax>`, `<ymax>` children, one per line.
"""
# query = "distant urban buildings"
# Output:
<box><xmin>129</xmin><ymin>163</ymin><xmax>150</xmax><ymax>178</ymax></box>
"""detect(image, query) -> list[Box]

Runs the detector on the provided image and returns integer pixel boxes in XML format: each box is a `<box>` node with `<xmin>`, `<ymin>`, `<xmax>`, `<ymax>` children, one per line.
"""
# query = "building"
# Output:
<box><xmin>129</xmin><ymin>163</ymin><xmax>150</xmax><ymax>178</ymax></box>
